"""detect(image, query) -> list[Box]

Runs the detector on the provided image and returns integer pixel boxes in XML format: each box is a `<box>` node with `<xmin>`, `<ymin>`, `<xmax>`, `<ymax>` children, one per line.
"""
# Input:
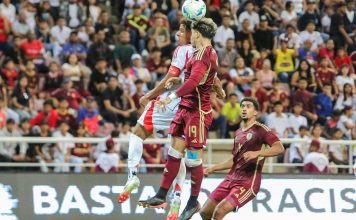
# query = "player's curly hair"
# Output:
<box><xmin>180</xmin><ymin>19</ymin><xmax>192</xmax><ymax>31</ymax></box>
<box><xmin>192</xmin><ymin>18</ymin><xmax>217</xmax><ymax>39</ymax></box>
<box><xmin>240</xmin><ymin>97</ymin><xmax>260</xmax><ymax>111</ymax></box>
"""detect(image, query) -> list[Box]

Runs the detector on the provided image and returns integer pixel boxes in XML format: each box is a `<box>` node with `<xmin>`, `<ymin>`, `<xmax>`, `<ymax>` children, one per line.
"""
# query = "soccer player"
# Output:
<box><xmin>138</xmin><ymin>18</ymin><xmax>219</xmax><ymax>220</ymax></box>
<box><xmin>117</xmin><ymin>19</ymin><xmax>194</xmax><ymax>205</ymax></box>
<box><xmin>118</xmin><ymin>18</ymin><xmax>224</xmax><ymax>212</ymax></box>
<box><xmin>199</xmin><ymin>97</ymin><xmax>285</xmax><ymax>220</ymax></box>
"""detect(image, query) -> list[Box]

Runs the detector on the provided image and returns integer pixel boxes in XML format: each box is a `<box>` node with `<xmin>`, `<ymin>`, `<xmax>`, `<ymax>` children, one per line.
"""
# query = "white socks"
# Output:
<box><xmin>173</xmin><ymin>159</ymin><xmax>186</xmax><ymax>192</ymax></box>
<box><xmin>128</xmin><ymin>133</ymin><xmax>144</xmax><ymax>178</ymax></box>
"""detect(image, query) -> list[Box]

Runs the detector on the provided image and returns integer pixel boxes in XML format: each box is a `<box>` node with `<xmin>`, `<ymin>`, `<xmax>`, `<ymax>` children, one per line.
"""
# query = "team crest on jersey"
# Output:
<box><xmin>246</xmin><ymin>133</ymin><xmax>253</xmax><ymax>140</ymax></box>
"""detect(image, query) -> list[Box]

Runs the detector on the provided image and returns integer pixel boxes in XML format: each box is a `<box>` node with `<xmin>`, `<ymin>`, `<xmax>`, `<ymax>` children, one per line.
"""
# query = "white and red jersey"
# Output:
<box><xmin>158</xmin><ymin>44</ymin><xmax>194</xmax><ymax>101</ymax></box>
<box><xmin>137</xmin><ymin>44</ymin><xmax>194</xmax><ymax>132</ymax></box>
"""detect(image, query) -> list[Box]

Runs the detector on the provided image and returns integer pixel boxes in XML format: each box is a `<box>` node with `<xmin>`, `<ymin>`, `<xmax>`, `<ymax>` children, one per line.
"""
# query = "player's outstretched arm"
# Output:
<box><xmin>140</xmin><ymin>73</ymin><xmax>175</xmax><ymax>106</ymax></box>
<box><xmin>243</xmin><ymin>141</ymin><xmax>284</xmax><ymax>162</ymax></box>
<box><xmin>204</xmin><ymin>157</ymin><xmax>234</xmax><ymax>176</ymax></box>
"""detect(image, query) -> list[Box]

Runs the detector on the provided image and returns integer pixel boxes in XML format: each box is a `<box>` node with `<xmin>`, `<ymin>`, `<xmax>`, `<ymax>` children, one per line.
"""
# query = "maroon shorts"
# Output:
<box><xmin>169</xmin><ymin>106</ymin><xmax>213</xmax><ymax>149</ymax></box>
<box><xmin>209</xmin><ymin>178</ymin><xmax>258</xmax><ymax>209</ymax></box>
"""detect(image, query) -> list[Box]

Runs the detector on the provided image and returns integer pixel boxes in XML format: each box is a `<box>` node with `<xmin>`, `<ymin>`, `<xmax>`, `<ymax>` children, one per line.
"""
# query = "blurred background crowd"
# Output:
<box><xmin>0</xmin><ymin>0</ymin><xmax>354</xmax><ymax>174</ymax></box>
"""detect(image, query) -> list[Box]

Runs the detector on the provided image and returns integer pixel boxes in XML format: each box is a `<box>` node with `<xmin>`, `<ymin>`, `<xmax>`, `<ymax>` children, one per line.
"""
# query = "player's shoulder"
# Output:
<box><xmin>173</xmin><ymin>44</ymin><xmax>193</xmax><ymax>58</ymax></box>
<box><xmin>254</xmin><ymin>122</ymin><xmax>271</xmax><ymax>133</ymax></box>
<box><xmin>196</xmin><ymin>46</ymin><xmax>216</xmax><ymax>61</ymax></box>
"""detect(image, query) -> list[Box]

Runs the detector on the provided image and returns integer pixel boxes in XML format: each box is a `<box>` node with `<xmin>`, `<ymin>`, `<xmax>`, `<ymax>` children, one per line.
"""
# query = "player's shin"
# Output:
<box><xmin>127</xmin><ymin>133</ymin><xmax>144</xmax><ymax>178</ymax></box>
<box><xmin>157</xmin><ymin>147</ymin><xmax>183</xmax><ymax>199</ymax></box>
<box><xmin>185</xmin><ymin>156</ymin><xmax>203</xmax><ymax>208</ymax></box>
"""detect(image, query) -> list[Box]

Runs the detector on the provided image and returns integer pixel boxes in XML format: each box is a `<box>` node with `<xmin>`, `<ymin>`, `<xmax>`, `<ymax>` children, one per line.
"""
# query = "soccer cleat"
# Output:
<box><xmin>117</xmin><ymin>175</ymin><xmax>140</xmax><ymax>203</ymax></box>
<box><xmin>138</xmin><ymin>196</ymin><xmax>167</xmax><ymax>209</ymax></box>
<box><xmin>178</xmin><ymin>202</ymin><xmax>201</xmax><ymax>220</ymax></box>
<box><xmin>166</xmin><ymin>192</ymin><xmax>181</xmax><ymax>220</ymax></box>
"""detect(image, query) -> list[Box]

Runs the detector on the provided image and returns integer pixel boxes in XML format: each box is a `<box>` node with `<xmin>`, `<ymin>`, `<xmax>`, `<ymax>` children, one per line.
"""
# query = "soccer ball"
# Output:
<box><xmin>182</xmin><ymin>0</ymin><xmax>206</xmax><ymax>21</ymax></box>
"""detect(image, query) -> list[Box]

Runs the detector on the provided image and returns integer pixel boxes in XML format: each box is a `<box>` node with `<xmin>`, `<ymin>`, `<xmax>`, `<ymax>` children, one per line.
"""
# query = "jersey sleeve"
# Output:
<box><xmin>263</xmin><ymin>130</ymin><xmax>280</xmax><ymax>146</ymax></box>
<box><xmin>168</xmin><ymin>46</ymin><xmax>187</xmax><ymax>77</ymax></box>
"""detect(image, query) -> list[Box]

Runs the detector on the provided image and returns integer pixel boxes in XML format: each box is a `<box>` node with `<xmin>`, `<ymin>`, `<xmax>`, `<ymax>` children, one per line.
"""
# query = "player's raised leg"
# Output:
<box><xmin>118</xmin><ymin>124</ymin><xmax>151</xmax><ymax>203</ymax></box>
<box><xmin>211</xmin><ymin>200</ymin><xmax>235</xmax><ymax>220</ymax></box>
<box><xmin>138</xmin><ymin>136</ymin><xmax>186</xmax><ymax>208</ymax></box>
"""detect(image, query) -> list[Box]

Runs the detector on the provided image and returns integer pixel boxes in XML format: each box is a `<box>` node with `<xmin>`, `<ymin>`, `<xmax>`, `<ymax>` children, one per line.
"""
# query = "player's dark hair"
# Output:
<box><xmin>192</xmin><ymin>18</ymin><xmax>217</xmax><ymax>39</ymax></box>
<box><xmin>180</xmin><ymin>19</ymin><xmax>192</xmax><ymax>32</ymax></box>
<box><xmin>240</xmin><ymin>97</ymin><xmax>259</xmax><ymax>111</ymax></box>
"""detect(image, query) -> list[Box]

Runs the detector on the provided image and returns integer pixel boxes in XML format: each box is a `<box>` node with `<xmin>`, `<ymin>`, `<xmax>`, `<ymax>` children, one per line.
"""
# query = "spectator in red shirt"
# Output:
<box><xmin>51</xmin><ymin>78</ymin><xmax>83</xmax><ymax>110</ymax></box>
<box><xmin>0</xmin><ymin>11</ymin><xmax>11</xmax><ymax>53</ymax></box>
<box><xmin>145</xmin><ymin>47</ymin><xmax>170</xmax><ymax>82</ymax></box>
<box><xmin>44</xmin><ymin>61</ymin><xmax>63</xmax><ymax>93</ymax></box>
<box><xmin>268</xmin><ymin>79</ymin><xmax>289</xmax><ymax>112</ymax></box>
<box><xmin>30</xmin><ymin>99</ymin><xmax>58</xmax><ymax>130</ymax></box>
<box><xmin>143</xmin><ymin>142</ymin><xmax>164</xmax><ymax>173</ymax></box>
<box><xmin>244</xmin><ymin>79</ymin><xmax>268</xmax><ymax>113</ymax></box>
<box><xmin>318</xmin><ymin>39</ymin><xmax>335</xmax><ymax>66</ymax></box>
<box><xmin>56</xmin><ymin>97</ymin><xmax>77</xmax><ymax>133</ymax></box>
<box><xmin>316</xmin><ymin>57</ymin><xmax>338</xmax><ymax>92</ymax></box>
<box><xmin>291</xmin><ymin>77</ymin><xmax>318</xmax><ymax>122</ymax></box>
<box><xmin>132</xmin><ymin>79</ymin><xmax>144</xmax><ymax>110</ymax></box>
<box><xmin>334</xmin><ymin>47</ymin><xmax>354</xmax><ymax>74</ymax></box>
<box><xmin>1</xmin><ymin>58</ymin><xmax>18</xmax><ymax>90</ymax></box>
<box><xmin>19</xmin><ymin>31</ymin><xmax>45</xmax><ymax>61</ymax></box>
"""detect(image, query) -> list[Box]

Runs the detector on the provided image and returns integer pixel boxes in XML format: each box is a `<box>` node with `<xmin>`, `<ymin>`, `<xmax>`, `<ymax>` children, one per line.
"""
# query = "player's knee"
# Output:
<box><xmin>199</xmin><ymin>209</ymin><xmax>212</xmax><ymax>220</ymax></box>
<box><xmin>168</xmin><ymin>147</ymin><xmax>183</xmax><ymax>159</ymax></box>
<box><xmin>212</xmin><ymin>208</ymin><xmax>225</xmax><ymax>220</ymax></box>
<box><xmin>184</xmin><ymin>157</ymin><xmax>202</xmax><ymax>167</ymax></box>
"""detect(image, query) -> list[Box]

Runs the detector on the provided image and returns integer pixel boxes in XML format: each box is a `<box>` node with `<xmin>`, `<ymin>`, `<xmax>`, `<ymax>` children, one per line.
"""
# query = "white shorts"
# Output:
<box><xmin>137</xmin><ymin>97</ymin><xmax>180</xmax><ymax>132</ymax></box>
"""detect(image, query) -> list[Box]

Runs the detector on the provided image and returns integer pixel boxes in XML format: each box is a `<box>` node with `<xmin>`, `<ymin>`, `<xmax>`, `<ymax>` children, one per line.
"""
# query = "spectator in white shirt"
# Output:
<box><xmin>12</xmin><ymin>12</ymin><xmax>31</xmax><ymax>40</ymax></box>
<box><xmin>214</xmin><ymin>13</ymin><xmax>235</xmax><ymax>52</ymax></box>
<box><xmin>238</xmin><ymin>0</ymin><xmax>259</xmax><ymax>31</ymax></box>
<box><xmin>289</xmin><ymin>125</ymin><xmax>310</xmax><ymax>164</ymax></box>
<box><xmin>0</xmin><ymin>0</ymin><xmax>16</xmax><ymax>24</ymax></box>
<box><xmin>52</xmin><ymin>121</ymin><xmax>82</xmax><ymax>173</ymax></box>
<box><xmin>280</xmin><ymin>1</ymin><xmax>297</xmax><ymax>27</ymax></box>
<box><xmin>50</xmin><ymin>17</ymin><xmax>72</xmax><ymax>46</ymax></box>
<box><xmin>329</xmin><ymin>128</ymin><xmax>349</xmax><ymax>172</ymax></box>
<box><xmin>321</xmin><ymin>6</ymin><xmax>333</xmax><ymax>33</ymax></box>
<box><xmin>95</xmin><ymin>137</ymin><xmax>119</xmax><ymax>173</ymax></box>
<box><xmin>303</xmin><ymin>139</ymin><xmax>329</xmax><ymax>174</ymax></box>
<box><xmin>266</xmin><ymin>101</ymin><xmax>289</xmax><ymax>138</ymax></box>
<box><xmin>289</xmin><ymin>102</ymin><xmax>308</xmax><ymax>135</ymax></box>
<box><xmin>337</xmin><ymin>106</ymin><xmax>355</xmax><ymax>139</ymax></box>
<box><xmin>278</xmin><ymin>24</ymin><xmax>301</xmax><ymax>49</ymax></box>
<box><xmin>334</xmin><ymin>83</ymin><xmax>355</xmax><ymax>111</ymax></box>
<box><xmin>0</xmin><ymin>119</ymin><xmax>27</xmax><ymax>164</ymax></box>
<box><xmin>299</xmin><ymin>20</ymin><xmax>324</xmax><ymax>52</ymax></box>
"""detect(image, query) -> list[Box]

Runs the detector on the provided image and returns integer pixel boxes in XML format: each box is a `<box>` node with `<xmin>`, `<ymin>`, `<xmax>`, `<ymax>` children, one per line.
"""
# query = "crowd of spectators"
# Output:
<box><xmin>0</xmin><ymin>0</ymin><xmax>354</xmax><ymax>174</ymax></box>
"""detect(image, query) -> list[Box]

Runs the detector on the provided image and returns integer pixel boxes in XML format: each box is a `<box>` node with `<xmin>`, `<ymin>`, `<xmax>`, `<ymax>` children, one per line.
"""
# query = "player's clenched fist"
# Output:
<box><xmin>243</xmin><ymin>151</ymin><xmax>260</xmax><ymax>162</ymax></box>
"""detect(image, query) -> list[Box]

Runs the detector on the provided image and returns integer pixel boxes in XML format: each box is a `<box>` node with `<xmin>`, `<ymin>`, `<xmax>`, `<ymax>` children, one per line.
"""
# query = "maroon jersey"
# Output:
<box><xmin>176</xmin><ymin>46</ymin><xmax>218</xmax><ymax>112</ymax></box>
<box><xmin>227</xmin><ymin>122</ymin><xmax>279</xmax><ymax>186</ymax></box>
